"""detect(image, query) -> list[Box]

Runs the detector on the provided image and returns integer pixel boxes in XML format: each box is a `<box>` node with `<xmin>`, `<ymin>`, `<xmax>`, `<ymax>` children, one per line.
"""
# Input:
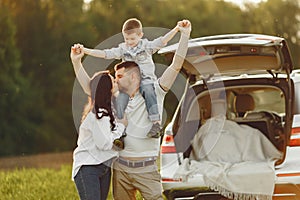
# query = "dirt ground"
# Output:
<box><xmin>0</xmin><ymin>151</ymin><xmax>73</xmax><ymax>171</ymax></box>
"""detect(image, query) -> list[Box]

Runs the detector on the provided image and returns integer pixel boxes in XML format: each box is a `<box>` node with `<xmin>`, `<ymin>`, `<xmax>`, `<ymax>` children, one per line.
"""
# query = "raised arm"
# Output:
<box><xmin>70</xmin><ymin>44</ymin><xmax>91</xmax><ymax>95</ymax></box>
<box><xmin>83</xmin><ymin>46</ymin><xmax>106</xmax><ymax>58</ymax></box>
<box><xmin>161</xmin><ymin>22</ymin><xmax>180</xmax><ymax>46</ymax></box>
<box><xmin>159</xmin><ymin>20</ymin><xmax>191</xmax><ymax>91</ymax></box>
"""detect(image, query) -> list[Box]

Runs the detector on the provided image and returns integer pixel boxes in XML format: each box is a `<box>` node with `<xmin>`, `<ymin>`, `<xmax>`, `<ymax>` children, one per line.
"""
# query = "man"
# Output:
<box><xmin>71</xmin><ymin>19</ymin><xmax>191</xmax><ymax>200</ymax></box>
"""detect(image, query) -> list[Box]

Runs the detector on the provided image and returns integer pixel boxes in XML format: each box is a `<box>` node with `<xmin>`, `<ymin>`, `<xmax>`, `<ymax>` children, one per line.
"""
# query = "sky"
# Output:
<box><xmin>83</xmin><ymin>0</ymin><xmax>265</xmax><ymax>5</ymax></box>
<box><xmin>224</xmin><ymin>0</ymin><xmax>266</xmax><ymax>8</ymax></box>
<box><xmin>82</xmin><ymin>0</ymin><xmax>266</xmax><ymax>10</ymax></box>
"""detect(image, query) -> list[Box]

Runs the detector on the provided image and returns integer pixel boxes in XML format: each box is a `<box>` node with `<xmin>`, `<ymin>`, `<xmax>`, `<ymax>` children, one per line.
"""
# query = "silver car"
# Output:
<box><xmin>158</xmin><ymin>34</ymin><xmax>300</xmax><ymax>199</ymax></box>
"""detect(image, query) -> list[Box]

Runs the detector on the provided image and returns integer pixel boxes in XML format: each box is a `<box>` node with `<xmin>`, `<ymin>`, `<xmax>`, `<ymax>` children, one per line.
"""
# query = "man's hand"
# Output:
<box><xmin>178</xmin><ymin>19</ymin><xmax>192</xmax><ymax>35</ymax></box>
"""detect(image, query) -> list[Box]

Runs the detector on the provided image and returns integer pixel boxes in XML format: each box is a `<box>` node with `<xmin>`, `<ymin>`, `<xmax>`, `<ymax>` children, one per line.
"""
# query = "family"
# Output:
<box><xmin>70</xmin><ymin>18</ymin><xmax>191</xmax><ymax>200</ymax></box>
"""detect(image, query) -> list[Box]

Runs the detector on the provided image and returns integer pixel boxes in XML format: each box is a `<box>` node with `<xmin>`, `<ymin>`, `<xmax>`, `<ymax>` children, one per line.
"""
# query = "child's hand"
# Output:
<box><xmin>72</xmin><ymin>43</ymin><xmax>84</xmax><ymax>54</ymax></box>
<box><xmin>179</xmin><ymin>20</ymin><xmax>190</xmax><ymax>27</ymax></box>
<box><xmin>178</xmin><ymin>19</ymin><xmax>192</xmax><ymax>35</ymax></box>
<box><xmin>70</xmin><ymin>43</ymin><xmax>84</xmax><ymax>62</ymax></box>
<box><xmin>175</xmin><ymin>22</ymin><xmax>181</xmax><ymax>32</ymax></box>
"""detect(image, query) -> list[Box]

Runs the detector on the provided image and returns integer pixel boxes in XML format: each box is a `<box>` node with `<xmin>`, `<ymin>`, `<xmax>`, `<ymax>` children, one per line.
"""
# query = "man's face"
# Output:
<box><xmin>123</xmin><ymin>32</ymin><xmax>142</xmax><ymax>48</ymax></box>
<box><xmin>115</xmin><ymin>67</ymin><xmax>130</xmax><ymax>93</ymax></box>
<box><xmin>109</xmin><ymin>74</ymin><xmax>118</xmax><ymax>95</ymax></box>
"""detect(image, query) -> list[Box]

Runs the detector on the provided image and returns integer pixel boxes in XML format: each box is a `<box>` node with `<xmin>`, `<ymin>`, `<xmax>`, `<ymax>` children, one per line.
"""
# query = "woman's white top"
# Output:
<box><xmin>72</xmin><ymin>111</ymin><xmax>125</xmax><ymax>180</ymax></box>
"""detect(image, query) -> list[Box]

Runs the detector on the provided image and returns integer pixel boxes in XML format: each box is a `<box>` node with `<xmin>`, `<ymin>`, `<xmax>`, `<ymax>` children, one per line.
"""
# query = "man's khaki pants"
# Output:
<box><xmin>112</xmin><ymin>160</ymin><xmax>164</xmax><ymax>200</ymax></box>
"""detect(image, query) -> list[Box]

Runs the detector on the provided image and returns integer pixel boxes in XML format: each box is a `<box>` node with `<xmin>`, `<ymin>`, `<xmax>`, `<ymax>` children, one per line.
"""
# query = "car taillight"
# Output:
<box><xmin>161</xmin><ymin>134</ymin><xmax>177</xmax><ymax>153</ymax></box>
<box><xmin>289</xmin><ymin>127</ymin><xmax>300</xmax><ymax>146</ymax></box>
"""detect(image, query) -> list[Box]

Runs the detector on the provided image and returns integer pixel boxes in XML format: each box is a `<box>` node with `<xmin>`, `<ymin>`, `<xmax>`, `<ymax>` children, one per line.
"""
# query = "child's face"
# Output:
<box><xmin>123</xmin><ymin>32</ymin><xmax>143</xmax><ymax>48</ymax></box>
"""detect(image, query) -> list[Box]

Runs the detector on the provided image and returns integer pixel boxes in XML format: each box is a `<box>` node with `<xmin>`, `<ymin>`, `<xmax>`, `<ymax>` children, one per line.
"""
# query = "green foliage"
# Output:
<box><xmin>0</xmin><ymin>3</ymin><xmax>40</xmax><ymax>156</ymax></box>
<box><xmin>0</xmin><ymin>0</ymin><xmax>300</xmax><ymax>156</ymax></box>
<box><xmin>243</xmin><ymin>0</ymin><xmax>300</xmax><ymax>67</ymax></box>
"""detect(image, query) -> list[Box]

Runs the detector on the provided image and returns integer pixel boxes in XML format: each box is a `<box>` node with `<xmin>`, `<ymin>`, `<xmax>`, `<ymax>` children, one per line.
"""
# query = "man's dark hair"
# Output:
<box><xmin>115</xmin><ymin>61</ymin><xmax>141</xmax><ymax>82</ymax></box>
<box><xmin>115</xmin><ymin>61</ymin><xmax>139</xmax><ymax>71</ymax></box>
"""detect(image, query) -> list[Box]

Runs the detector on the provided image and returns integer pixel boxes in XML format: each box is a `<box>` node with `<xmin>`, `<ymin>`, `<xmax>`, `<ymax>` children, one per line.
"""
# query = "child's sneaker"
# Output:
<box><xmin>147</xmin><ymin>123</ymin><xmax>162</xmax><ymax>138</ymax></box>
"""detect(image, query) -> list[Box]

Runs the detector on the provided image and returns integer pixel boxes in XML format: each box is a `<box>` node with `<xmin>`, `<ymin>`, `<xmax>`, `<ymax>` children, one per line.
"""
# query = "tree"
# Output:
<box><xmin>0</xmin><ymin>3</ymin><xmax>40</xmax><ymax>156</ymax></box>
<box><xmin>0</xmin><ymin>0</ymin><xmax>91</xmax><ymax>155</ymax></box>
<box><xmin>243</xmin><ymin>0</ymin><xmax>300</xmax><ymax>67</ymax></box>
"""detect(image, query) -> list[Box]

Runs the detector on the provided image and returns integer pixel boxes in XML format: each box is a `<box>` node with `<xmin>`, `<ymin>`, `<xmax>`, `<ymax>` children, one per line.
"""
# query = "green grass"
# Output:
<box><xmin>0</xmin><ymin>165</ymin><xmax>78</xmax><ymax>200</ymax></box>
<box><xmin>0</xmin><ymin>165</ymin><xmax>145</xmax><ymax>200</ymax></box>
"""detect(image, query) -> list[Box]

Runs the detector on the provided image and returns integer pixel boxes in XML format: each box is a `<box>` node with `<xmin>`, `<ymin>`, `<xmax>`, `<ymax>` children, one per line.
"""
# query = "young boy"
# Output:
<box><xmin>78</xmin><ymin>18</ymin><xmax>181</xmax><ymax>138</ymax></box>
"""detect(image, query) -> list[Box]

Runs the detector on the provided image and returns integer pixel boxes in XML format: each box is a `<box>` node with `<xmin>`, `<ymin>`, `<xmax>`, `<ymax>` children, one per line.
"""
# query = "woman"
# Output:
<box><xmin>71</xmin><ymin>46</ymin><xmax>127</xmax><ymax>200</ymax></box>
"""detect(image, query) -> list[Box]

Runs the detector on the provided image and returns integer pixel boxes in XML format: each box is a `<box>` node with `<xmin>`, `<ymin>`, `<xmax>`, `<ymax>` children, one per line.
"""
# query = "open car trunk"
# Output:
<box><xmin>172</xmin><ymin>77</ymin><xmax>294</xmax><ymax>165</ymax></box>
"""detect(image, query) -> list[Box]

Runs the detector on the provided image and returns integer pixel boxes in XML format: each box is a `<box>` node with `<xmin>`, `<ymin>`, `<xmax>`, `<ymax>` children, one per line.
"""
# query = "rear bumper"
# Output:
<box><xmin>163</xmin><ymin>187</ymin><xmax>212</xmax><ymax>200</ymax></box>
<box><xmin>163</xmin><ymin>183</ymin><xmax>300</xmax><ymax>200</ymax></box>
<box><xmin>273</xmin><ymin>183</ymin><xmax>300</xmax><ymax>199</ymax></box>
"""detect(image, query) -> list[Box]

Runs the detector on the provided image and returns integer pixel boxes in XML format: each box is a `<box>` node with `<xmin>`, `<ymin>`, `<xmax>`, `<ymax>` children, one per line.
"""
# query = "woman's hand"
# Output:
<box><xmin>70</xmin><ymin>43</ymin><xmax>84</xmax><ymax>63</ymax></box>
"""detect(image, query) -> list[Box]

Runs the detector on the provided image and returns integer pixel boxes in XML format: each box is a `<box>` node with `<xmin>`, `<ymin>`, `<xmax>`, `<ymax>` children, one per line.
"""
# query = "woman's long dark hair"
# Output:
<box><xmin>81</xmin><ymin>71</ymin><xmax>116</xmax><ymax>131</ymax></box>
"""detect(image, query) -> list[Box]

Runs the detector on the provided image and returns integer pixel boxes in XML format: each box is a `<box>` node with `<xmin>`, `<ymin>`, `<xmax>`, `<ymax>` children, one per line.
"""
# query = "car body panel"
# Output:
<box><xmin>276</xmin><ymin>146</ymin><xmax>300</xmax><ymax>184</ymax></box>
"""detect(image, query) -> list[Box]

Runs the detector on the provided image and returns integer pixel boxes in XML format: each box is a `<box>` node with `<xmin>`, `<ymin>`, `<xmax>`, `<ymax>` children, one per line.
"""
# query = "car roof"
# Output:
<box><xmin>291</xmin><ymin>69</ymin><xmax>300</xmax><ymax>82</ymax></box>
<box><xmin>159</xmin><ymin>33</ymin><xmax>293</xmax><ymax>77</ymax></box>
<box><xmin>160</xmin><ymin>34</ymin><xmax>284</xmax><ymax>53</ymax></box>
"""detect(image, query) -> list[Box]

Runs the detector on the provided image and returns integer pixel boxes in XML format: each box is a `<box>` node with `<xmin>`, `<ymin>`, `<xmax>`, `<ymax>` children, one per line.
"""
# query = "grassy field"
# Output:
<box><xmin>0</xmin><ymin>165</ymin><xmax>79</xmax><ymax>200</ymax></box>
<box><xmin>0</xmin><ymin>152</ymin><xmax>144</xmax><ymax>200</ymax></box>
<box><xmin>0</xmin><ymin>152</ymin><xmax>77</xmax><ymax>199</ymax></box>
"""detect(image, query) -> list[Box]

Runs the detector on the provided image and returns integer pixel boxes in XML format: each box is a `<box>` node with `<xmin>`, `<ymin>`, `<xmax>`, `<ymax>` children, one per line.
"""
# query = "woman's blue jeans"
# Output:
<box><xmin>74</xmin><ymin>161</ymin><xmax>112</xmax><ymax>200</ymax></box>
